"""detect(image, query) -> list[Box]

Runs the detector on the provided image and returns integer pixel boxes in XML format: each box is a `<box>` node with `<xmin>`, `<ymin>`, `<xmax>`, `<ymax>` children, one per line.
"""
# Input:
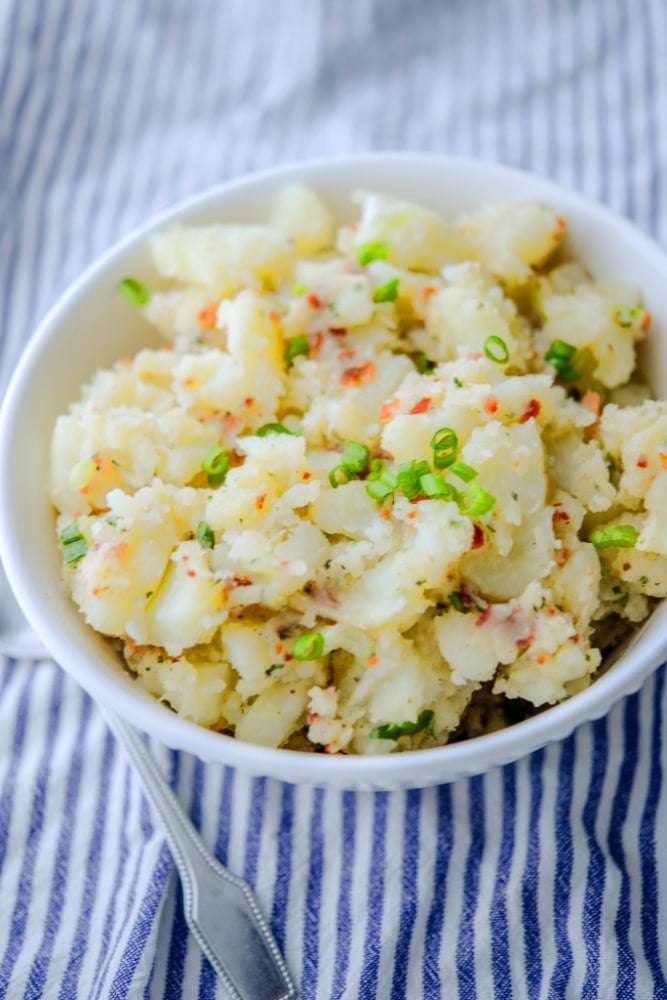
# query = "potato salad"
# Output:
<box><xmin>50</xmin><ymin>184</ymin><xmax>667</xmax><ymax>753</ymax></box>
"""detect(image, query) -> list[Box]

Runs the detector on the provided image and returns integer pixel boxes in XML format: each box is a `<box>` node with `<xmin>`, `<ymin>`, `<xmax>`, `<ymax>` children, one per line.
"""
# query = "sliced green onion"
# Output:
<box><xmin>293</xmin><ymin>632</ymin><xmax>325</xmax><ymax>660</ymax></box>
<box><xmin>60</xmin><ymin>521</ymin><xmax>88</xmax><ymax>565</ymax></box>
<box><xmin>545</xmin><ymin>339</ymin><xmax>578</xmax><ymax>382</ymax></box>
<box><xmin>430</xmin><ymin>427</ymin><xmax>458</xmax><ymax>469</ymax></box>
<box><xmin>397</xmin><ymin>459</ymin><xmax>431</xmax><ymax>499</ymax></box>
<box><xmin>370</xmin><ymin>709</ymin><xmax>435</xmax><ymax>741</ymax></box>
<box><xmin>366</xmin><ymin>469</ymin><xmax>398</xmax><ymax>502</ymax></box>
<box><xmin>201</xmin><ymin>446</ymin><xmax>229</xmax><ymax>486</ymax></box>
<box><xmin>458</xmin><ymin>484</ymin><xmax>496</xmax><ymax>516</ymax></box>
<box><xmin>255</xmin><ymin>423</ymin><xmax>300</xmax><ymax>437</ymax></box>
<box><xmin>449</xmin><ymin>461</ymin><xmax>477</xmax><ymax>483</ymax></box>
<box><xmin>373</xmin><ymin>277</ymin><xmax>400</xmax><ymax>303</ymax></box>
<box><xmin>612</xmin><ymin>304</ymin><xmax>643</xmax><ymax>327</ymax></box>
<box><xmin>450</xmin><ymin>591</ymin><xmax>467</xmax><ymax>613</ymax></box>
<box><xmin>589</xmin><ymin>525</ymin><xmax>638</xmax><ymax>549</ymax></box>
<box><xmin>419</xmin><ymin>472</ymin><xmax>458</xmax><ymax>500</ymax></box>
<box><xmin>118</xmin><ymin>277</ymin><xmax>150</xmax><ymax>306</ymax></box>
<box><xmin>329</xmin><ymin>465</ymin><xmax>351</xmax><ymax>489</ymax></box>
<box><xmin>484</xmin><ymin>335</ymin><xmax>510</xmax><ymax>364</ymax></box>
<box><xmin>285</xmin><ymin>335</ymin><xmax>309</xmax><ymax>365</ymax></box>
<box><xmin>358</xmin><ymin>240</ymin><xmax>389</xmax><ymax>265</ymax></box>
<box><xmin>195</xmin><ymin>521</ymin><xmax>215</xmax><ymax>549</ymax></box>
<box><xmin>367</xmin><ymin>458</ymin><xmax>387</xmax><ymax>481</ymax></box>
<box><xmin>414</xmin><ymin>352</ymin><xmax>435</xmax><ymax>374</ymax></box>
<box><xmin>341</xmin><ymin>441</ymin><xmax>370</xmax><ymax>474</ymax></box>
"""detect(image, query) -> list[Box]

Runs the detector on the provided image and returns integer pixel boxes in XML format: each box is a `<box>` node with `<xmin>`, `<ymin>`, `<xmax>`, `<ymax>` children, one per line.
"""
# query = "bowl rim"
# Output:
<box><xmin>1</xmin><ymin>150</ymin><xmax>666</xmax><ymax>786</ymax></box>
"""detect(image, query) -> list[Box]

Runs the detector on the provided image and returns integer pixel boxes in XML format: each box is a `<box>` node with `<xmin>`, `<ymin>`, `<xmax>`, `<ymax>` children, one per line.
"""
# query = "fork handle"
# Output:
<box><xmin>104</xmin><ymin>708</ymin><xmax>297</xmax><ymax>1000</ymax></box>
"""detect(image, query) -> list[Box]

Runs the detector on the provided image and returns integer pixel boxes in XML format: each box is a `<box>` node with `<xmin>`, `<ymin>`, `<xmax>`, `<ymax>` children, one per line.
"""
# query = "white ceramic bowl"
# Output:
<box><xmin>1</xmin><ymin>153</ymin><xmax>666</xmax><ymax>791</ymax></box>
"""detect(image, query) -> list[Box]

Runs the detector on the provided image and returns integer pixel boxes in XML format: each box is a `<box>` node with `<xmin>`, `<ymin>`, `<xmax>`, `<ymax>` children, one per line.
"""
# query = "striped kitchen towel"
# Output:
<box><xmin>1</xmin><ymin>1</ymin><xmax>667</xmax><ymax>997</ymax></box>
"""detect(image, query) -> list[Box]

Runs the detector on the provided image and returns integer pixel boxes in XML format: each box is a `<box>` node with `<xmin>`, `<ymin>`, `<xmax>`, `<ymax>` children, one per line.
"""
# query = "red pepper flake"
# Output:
<box><xmin>484</xmin><ymin>396</ymin><xmax>499</xmax><ymax>415</ymax></box>
<box><xmin>244</xmin><ymin>397</ymin><xmax>255</xmax><ymax>407</ymax></box>
<box><xmin>659</xmin><ymin>452</ymin><xmax>667</xmax><ymax>469</ymax></box>
<box><xmin>380</xmin><ymin>398</ymin><xmax>400</xmax><ymax>421</ymax></box>
<box><xmin>306</xmin><ymin>292</ymin><xmax>321</xmax><ymax>309</ymax></box>
<box><xmin>232</xmin><ymin>575</ymin><xmax>252</xmax><ymax>587</ymax></box>
<box><xmin>553</xmin><ymin>509</ymin><xmax>571</xmax><ymax>523</ymax></box>
<box><xmin>570</xmin><ymin>633</ymin><xmax>580</xmax><ymax>643</ymax></box>
<box><xmin>255</xmin><ymin>493</ymin><xmax>267</xmax><ymax>511</ymax></box>
<box><xmin>341</xmin><ymin>360</ymin><xmax>376</xmax><ymax>386</ymax></box>
<box><xmin>536</xmin><ymin>652</ymin><xmax>547</xmax><ymax>665</ymax></box>
<box><xmin>406</xmin><ymin>509</ymin><xmax>417</xmax><ymax>520</ymax></box>
<box><xmin>640</xmin><ymin>310</ymin><xmax>652</xmax><ymax>331</ymax></box>
<box><xmin>302</xmin><ymin>471</ymin><xmax>312</xmax><ymax>481</ymax></box>
<box><xmin>518</xmin><ymin>398</ymin><xmax>541</xmax><ymax>423</ymax></box>
<box><xmin>269</xmin><ymin>309</ymin><xmax>281</xmax><ymax>323</ymax></box>
<box><xmin>637</xmin><ymin>454</ymin><xmax>649</xmax><ymax>469</ymax></box>
<box><xmin>367</xmin><ymin>655</ymin><xmax>379</xmax><ymax>667</ymax></box>
<box><xmin>182</xmin><ymin>377</ymin><xmax>196</xmax><ymax>388</ymax></box>
<box><xmin>471</xmin><ymin>524</ymin><xmax>485</xmax><ymax>549</ymax></box>
<box><xmin>275</xmin><ymin>642</ymin><xmax>284</xmax><ymax>655</ymax></box>
<box><xmin>187</xmin><ymin>570</ymin><xmax>196</xmax><ymax>578</ymax></box>
<box><xmin>409</xmin><ymin>397</ymin><xmax>431</xmax><ymax>415</ymax></box>
<box><xmin>422</xmin><ymin>285</ymin><xmax>437</xmax><ymax>301</ymax></box>
<box><xmin>92</xmin><ymin>586</ymin><xmax>104</xmax><ymax>596</ymax></box>
<box><xmin>378</xmin><ymin>508</ymin><xmax>391</xmax><ymax>520</ymax></box>
<box><xmin>516</xmin><ymin>633</ymin><xmax>534</xmax><ymax>651</ymax></box>
<box><xmin>198</xmin><ymin>301</ymin><xmax>218</xmax><ymax>329</ymax></box>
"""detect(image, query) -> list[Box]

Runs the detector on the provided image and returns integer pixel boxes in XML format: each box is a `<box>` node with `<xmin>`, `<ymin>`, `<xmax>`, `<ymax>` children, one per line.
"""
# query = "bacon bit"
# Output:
<box><xmin>378</xmin><ymin>508</ymin><xmax>391</xmax><ymax>520</ymax></box>
<box><xmin>641</xmin><ymin>310</ymin><xmax>651</xmax><ymax>331</ymax></box>
<box><xmin>555</xmin><ymin>546</ymin><xmax>569</xmax><ymax>567</ymax></box>
<box><xmin>367</xmin><ymin>656</ymin><xmax>379</xmax><ymax>667</ymax></box>
<box><xmin>232</xmin><ymin>575</ymin><xmax>252</xmax><ymax>587</ymax></box>
<box><xmin>484</xmin><ymin>396</ymin><xmax>499</xmax><ymax>415</ymax></box>
<box><xmin>581</xmin><ymin>390</ymin><xmax>601</xmax><ymax>418</ymax></box>
<box><xmin>518</xmin><ymin>398</ymin><xmax>541</xmax><ymax>424</ymax></box>
<box><xmin>471</xmin><ymin>524</ymin><xmax>485</xmax><ymax>549</ymax></box>
<box><xmin>341</xmin><ymin>360</ymin><xmax>376</xmax><ymax>386</ymax></box>
<box><xmin>380</xmin><ymin>398</ymin><xmax>400</xmax><ymax>421</ymax></box>
<box><xmin>306</xmin><ymin>292</ymin><xmax>321</xmax><ymax>309</ymax></box>
<box><xmin>637</xmin><ymin>454</ymin><xmax>649</xmax><ymax>469</ymax></box>
<box><xmin>409</xmin><ymin>397</ymin><xmax>431</xmax><ymax>414</ymax></box>
<box><xmin>536</xmin><ymin>652</ymin><xmax>547</xmax><ymax>665</ymax></box>
<box><xmin>302</xmin><ymin>471</ymin><xmax>312</xmax><ymax>481</ymax></box>
<box><xmin>284</xmin><ymin>653</ymin><xmax>293</xmax><ymax>662</ymax></box>
<box><xmin>570</xmin><ymin>633</ymin><xmax>580</xmax><ymax>643</ymax></box>
<box><xmin>187</xmin><ymin>569</ymin><xmax>196</xmax><ymax>578</ymax></box>
<box><xmin>659</xmin><ymin>452</ymin><xmax>667</xmax><ymax>469</ymax></box>
<box><xmin>197</xmin><ymin>301</ymin><xmax>218</xmax><ymax>329</ymax></box>
<box><xmin>182</xmin><ymin>377</ymin><xmax>196</xmax><ymax>388</ymax></box>
<box><xmin>422</xmin><ymin>285</ymin><xmax>437</xmax><ymax>301</ymax></box>
<box><xmin>309</xmin><ymin>331</ymin><xmax>323</xmax><ymax>357</ymax></box>
<box><xmin>406</xmin><ymin>509</ymin><xmax>417</xmax><ymax>520</ymax></box>
<box><xmin>329</xmin><ymin>326</ymin><xmax>347</xmax><ymax>337</ymax></box>
<box><xmin>553</xmin><ymin>509</ymin><xmax>571</xmax><ymax>523</ymax></box>
<box><xmin>269</xmin><ymin>309</ymin><xmax>281</xmax><ymax>324</ymax></box>
<box><xmin>255</xmin><ymin>493</ymin><xmax>267</xmax><ymax>511</ymax></box>
<box><xmin>475</xmin><ymin>606</ymin><xmax>493</xmax><ymax>627</ymax></box>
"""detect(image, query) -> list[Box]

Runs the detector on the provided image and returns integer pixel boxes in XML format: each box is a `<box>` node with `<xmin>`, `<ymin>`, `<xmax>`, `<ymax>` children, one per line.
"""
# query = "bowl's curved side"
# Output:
<box><xmin>1</xmin><ymin>152</ymin><xmax>666</xmax><ymax>789</ymax></box>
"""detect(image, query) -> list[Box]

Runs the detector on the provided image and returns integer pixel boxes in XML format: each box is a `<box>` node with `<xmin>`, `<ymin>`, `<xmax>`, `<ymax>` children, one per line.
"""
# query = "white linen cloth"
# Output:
<box><xmin>1</xmin><ymin>1</ymin><xmax>667</xmax><ymax>996</ymax></box>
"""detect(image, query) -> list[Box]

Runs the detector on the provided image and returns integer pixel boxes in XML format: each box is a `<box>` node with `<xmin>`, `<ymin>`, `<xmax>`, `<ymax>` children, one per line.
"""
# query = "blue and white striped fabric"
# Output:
<box><xmin>1</xmin><ymin>1</ymin><xmax>667</xmax><ymax>997</ymax></box>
